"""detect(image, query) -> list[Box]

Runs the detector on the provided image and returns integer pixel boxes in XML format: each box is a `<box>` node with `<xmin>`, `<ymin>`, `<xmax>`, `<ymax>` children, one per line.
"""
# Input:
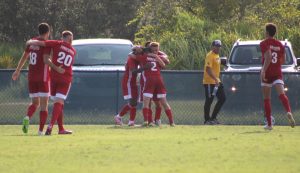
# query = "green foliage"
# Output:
<box><xmin>0</xmin><ymin>55</ymin><xmax>15</xmax><ymax>68</ymax></box>
<box><xmin>0</xmin><ymin>43</ymin><xmax>25</xmax><ymax>69</ymax></box>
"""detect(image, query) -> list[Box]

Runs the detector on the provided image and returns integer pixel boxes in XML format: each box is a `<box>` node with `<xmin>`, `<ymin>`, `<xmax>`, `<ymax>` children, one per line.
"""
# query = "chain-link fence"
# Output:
<box><xmin>1</xmin><ymin>69</ymin><xmax>300</xmax><ymax>125</ymax></box>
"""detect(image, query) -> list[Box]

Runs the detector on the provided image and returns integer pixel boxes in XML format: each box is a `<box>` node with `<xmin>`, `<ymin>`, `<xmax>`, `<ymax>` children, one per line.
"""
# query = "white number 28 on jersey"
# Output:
<box><xmin>271</xmin><ymin>52</ymin><xmax>278</xmax><ymax>63</ymax></box>
<box><xmin>57</xmin><ymin>52</ymin><xmax>72</xmax><ymax>66</ymax></box>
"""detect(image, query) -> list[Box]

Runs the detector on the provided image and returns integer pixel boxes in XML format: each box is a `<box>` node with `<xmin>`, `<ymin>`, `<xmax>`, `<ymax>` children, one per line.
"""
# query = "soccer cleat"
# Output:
<box><xmin>148</xmin><ymin>122</ymin><xmax>155</xmax><ymax>127</ymax></box>
<box><xmin>22</xmin><ymin>117</ymin><xmax>29</xmax><ymax>134</ymax></box>
<box><xmin>142</xmin><ymin>121</ymin><xmax>148</xmax><ymax>127</ymax></box>
<box><xmin>287</xmin><ymin>112</ymin><xmax>296</xmax><ymax>128</ymax></box>
<box><xmin>170</xmin><ymin>123</ymin><xmax>176</xmax><ymax>127</ymax></box>
<box><xmin>128</xmin><ymin>121</ymin><xmax>135</xmax><ymax>127</ymax></box>
<box><xmin>155</xmin><ymin>119</ymin><xmax>161</xmax><ymax>126</ymax></box>
<box><xmin>38</xmin><ymin>131</ymin><xmax>44</xmax><ymax>136</ymax></box>
<box><xmin>114</xmin><ymin>115</ymin><xmax>123</xmax><ymax>126</ymax></box>
<box><xmin>58</xmin><ymin>129</ymin><xmax>72</xmax><ymax>135</ymax></box>
<box><xmin>264</xmin><ymin>125</ymin><xmax>273</xmax><ymax>130</ymax></box>
<box><xmin>45</xmin><ymin>127</ymin><xmax>52</xmax><ymax>136</ymax></box>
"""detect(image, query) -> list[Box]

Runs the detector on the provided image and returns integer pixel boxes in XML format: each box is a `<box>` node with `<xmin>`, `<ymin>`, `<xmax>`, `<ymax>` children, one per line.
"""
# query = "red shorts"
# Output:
<box><xmin>122</xmin><ymin>78</ymin><xmax>138</xmax><ymax>100</ymax></box>
<box><xmin>139</xmin><ymin>77</ymin><xmax>159</xmax><ymax>102</ymax></box>
<box><xmin>28</xmin><ymin>80</ymin><xmax>50</xmax><ymax>98</ymax></box>
<box><xmin>261</xmin><ymin>75</ymin><xmax>284</xmax><ymax>87</ymax></box>
<box><xmin>50</xmin><ymin>80</ymin><xmax>71</xmax><ymax>100</ymax></box>
<box><xmin>142</xmin><ymin>75</ymin><xmax>166</xmax><ymax>99</ymax></box>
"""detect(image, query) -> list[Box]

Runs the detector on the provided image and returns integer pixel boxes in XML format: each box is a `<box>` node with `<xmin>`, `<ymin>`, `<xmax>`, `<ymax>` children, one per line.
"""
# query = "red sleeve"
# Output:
<box><xmin>127</xmin><ymin>58</ymin><xmax>137</xmax><ymax>70</ymax></box>
<box><xmin>45</xmin><ymin>40</ymin><xmax>59</xmax><ymax>48</ymax></box>
<box><xmin>260</xmin><ymin>41</ymin><xmax>267</xmax><ymax>55</ymax></box>
<box><xmin>43</xmin><ymin>47</ymin><xmax>51</xmax><ymax>55</ymax></box>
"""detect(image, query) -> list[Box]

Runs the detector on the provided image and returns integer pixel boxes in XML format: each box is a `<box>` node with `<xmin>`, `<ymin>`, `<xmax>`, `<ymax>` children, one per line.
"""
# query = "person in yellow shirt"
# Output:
<box><xmin>203</xmin><ymin>40</ymin><xmax>226</xmax><ymax>125</ymax></box>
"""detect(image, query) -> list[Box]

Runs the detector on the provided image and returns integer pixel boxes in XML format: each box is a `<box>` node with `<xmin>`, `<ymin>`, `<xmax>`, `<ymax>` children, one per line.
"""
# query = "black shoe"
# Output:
<box><xmin>204</xmin><ymin>120</ymin><xmax>213</xmax><ymax>125</ymax></box>
<box><xmin>210</xmin><ymin>118</ymin><xmax>221</xmax><ymax>125</ymax></box>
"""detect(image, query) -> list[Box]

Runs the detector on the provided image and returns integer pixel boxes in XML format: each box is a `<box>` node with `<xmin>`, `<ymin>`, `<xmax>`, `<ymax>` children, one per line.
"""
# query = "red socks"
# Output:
<box><xmin>57</xmin><ymin>107</ymin><xmax>64</xmax><ymax>131</ymax></box>
<box><xmin>279</xmin><ymin>94</ymin><xmax>291</xmax><ymax>113</ymax></box>
<box><xmin>143</xmin><ymin>108</ymin><xmax>149</xmax><ymax>122</ymax></box>
<box><xmin>165</xmin><ymin>109</ymin><xmax>174</xmax><ymax>124</ymax></box>
<box><xmin>49</xmin><ymin>102</ymin><xmax>63</xmax><ymax>129</ymax></box>
<box><xmin>264</xmin><ymin>99</ymin><xmax>272</xmax><ymax>126</ymax></box>
<box><xmin>119</xmin><ymin>104</ymin><xmax>131</xmax><ymax>117</ymax></box>
<box><xmin>39</xmin><ymin>111</ymin><xmax>48</xmax><ymax>132</ymax></box>
<box><xmin>129</xmin><ymin>107</ymin><xmax>136</xmax><ymax>121</ymax></box>
<box><xmin>27</xmin><ymin>104</ymin><xmax>37</xmax><ymax>118</ymax></box>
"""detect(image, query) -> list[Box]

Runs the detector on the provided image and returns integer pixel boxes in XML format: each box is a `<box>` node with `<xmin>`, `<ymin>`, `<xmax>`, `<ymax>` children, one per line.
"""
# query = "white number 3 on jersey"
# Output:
<box><xmin>271</xmin><ymin>52</ymin><xmax>278</xmax><ymax>63</ymax></box>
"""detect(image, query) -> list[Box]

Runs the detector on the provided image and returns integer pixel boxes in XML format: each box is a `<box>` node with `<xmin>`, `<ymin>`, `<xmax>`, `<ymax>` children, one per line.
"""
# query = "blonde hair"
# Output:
<box><xmin>150</xmin><ymin>42</ymin><xmax>159</xmax><ymax>47</ymax></box>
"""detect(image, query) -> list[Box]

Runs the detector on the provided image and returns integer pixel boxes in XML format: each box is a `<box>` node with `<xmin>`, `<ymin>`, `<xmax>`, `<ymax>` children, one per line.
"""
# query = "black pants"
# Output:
<box><xmin>203</xmin><ymin>83</ymin><xmax>226</xmax><ymax>122</ymax></box>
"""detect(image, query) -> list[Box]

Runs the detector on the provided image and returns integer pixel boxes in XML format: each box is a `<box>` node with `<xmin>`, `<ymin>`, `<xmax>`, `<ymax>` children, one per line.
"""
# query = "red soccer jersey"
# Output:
<box><xmin>123</xmin><ymin>57</ymin><xmax>139</xmax><ymax>84</ymax></box>
<box><xmin>136</xmin><ymin>54</ymin><xmax>163</xmax><ymax>77</ymax></box>
<box><xmin>25</xmin><ymin>37</ymin><xmax>51</xmax><ymax>82</ymax></box>
<box><xmin>260</xmin><ymin>38</ymin><xmax>285</xmax><ymax>78</ymax></box>
<box><xmin>45</xmin><ymin>40</ymin><xmax>76</xmax><ymax>83</ymax></box>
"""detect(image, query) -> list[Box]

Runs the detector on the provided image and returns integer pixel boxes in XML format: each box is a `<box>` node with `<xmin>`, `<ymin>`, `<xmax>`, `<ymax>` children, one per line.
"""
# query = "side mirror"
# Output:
<box><xmin>297</xmin><ymin>58</ymin><xmax>300</xmax><ymax>66</ymax></box>
<box><xmin>220</xmin><ymin>57</ymin><xmax>227</xmax><ymax>66</ymax></box>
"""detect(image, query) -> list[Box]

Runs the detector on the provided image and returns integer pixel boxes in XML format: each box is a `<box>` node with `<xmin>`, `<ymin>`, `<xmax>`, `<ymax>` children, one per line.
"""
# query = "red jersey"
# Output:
<box><xmin>136</xmin><ymin>54</ymin><xmax>163</xmax><ymax>77</ymax></box>
<box><xmin>123</xmin><ymin>57</ymin><xmax>139</xmax><ymax>84</ymax></box>
<box><xmin>25</xmin><ymin>37</ymin><xmax>50</xmax><ymax>82</ymax></box>
<box><xmin>45</xmin><ymin>40</ymin><xmax>76</xmax><ymax>83</ymax></box>
<box><xmin>260</xmin><ymin>38</ymin><xmax>285</xmax><ymax>78</ymax></box>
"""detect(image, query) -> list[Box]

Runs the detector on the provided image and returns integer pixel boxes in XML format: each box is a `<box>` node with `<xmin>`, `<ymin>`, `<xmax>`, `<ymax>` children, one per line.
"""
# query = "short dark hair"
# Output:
<box><xmin>144</xmin><ymin>41</ymin><xmax>151</xmax><ymax>47</ymax></box>
<box><xmin>62</xmin><ymin>30</ymin><xmax>73</xmax><ymax>38</ymax></box>
<box><xmin>38</xmin><ymin>23</ymin><xmax>50</xmax><ymax>35</ymax></box>
<box><xmin>266</xmin><ymin>23</ymin><xmax>277</xmax><ymax>37</ymax></box>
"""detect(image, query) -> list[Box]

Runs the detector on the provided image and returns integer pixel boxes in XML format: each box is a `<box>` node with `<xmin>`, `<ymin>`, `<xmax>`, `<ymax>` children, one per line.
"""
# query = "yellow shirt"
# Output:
<box><xmin>203</xmin><ymin>51</ymin><xmax>221</xmax><ymax>84</ymax></box>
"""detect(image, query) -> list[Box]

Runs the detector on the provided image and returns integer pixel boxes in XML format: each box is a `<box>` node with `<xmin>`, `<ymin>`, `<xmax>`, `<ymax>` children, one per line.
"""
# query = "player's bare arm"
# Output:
<box><xmin>43</xmin><ymin>53</ymin><xmax>65</xmax><ymax>74</ymax></box>
<box><xmin>12</xmin><ymin>51</ymin><xmax>29</xmax><ymax>81</ymax></box>
<box><xmin>159</xmin><ymin>51</ymin><xmax>170</xmax><ymax>64</ymax></box>
<box><xmin>26</xmin><ymin>40</ymin><xmax>46</xmax><ymax>47</ymax></box>
<box><xmin>131</xmin><ymin>62</ymin><xmax>153</xmax><ymax>75</ymax></box>
<box><xmin>261</xmin><ymin>49</ymin><xmax>272</xmax><ymax>81</ymax></box>
<box><xmin>148</xmin><ymin>53</ymin><xmax>166</xmax><ymax>68</ymax></box>
<box><xmin>206</xmin><ymin>66</ymin><xmax>219</xmax><ymax>85</ymax></box>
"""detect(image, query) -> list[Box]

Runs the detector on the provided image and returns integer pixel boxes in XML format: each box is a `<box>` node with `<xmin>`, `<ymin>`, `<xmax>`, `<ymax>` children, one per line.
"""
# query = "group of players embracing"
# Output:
<box><xmin>114</xmin><ymin>41</ymin><xmax>175</xmax><ymax>127</ymax></box>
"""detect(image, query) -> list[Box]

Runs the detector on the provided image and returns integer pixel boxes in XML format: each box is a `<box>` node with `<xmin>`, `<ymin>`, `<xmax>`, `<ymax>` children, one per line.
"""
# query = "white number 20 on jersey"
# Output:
<box><xmin>57</xmin><ymin>52</ymin><xmax>72</xmax><ymax>66</ymax></box>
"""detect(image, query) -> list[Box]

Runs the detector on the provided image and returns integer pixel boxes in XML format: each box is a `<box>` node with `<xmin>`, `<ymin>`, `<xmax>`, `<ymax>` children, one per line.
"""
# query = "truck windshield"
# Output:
<box><xmin>229</xmin><ymin>45</ymin><xmax>293</xmax><ymax>65</ymax></box>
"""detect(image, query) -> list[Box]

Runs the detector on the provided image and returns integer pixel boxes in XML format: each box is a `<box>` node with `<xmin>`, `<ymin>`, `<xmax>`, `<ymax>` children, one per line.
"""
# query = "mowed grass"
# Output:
<box><xmin>0</xmin><ymin>125</ymin><xmax>300</xmax><ymax>173</ymax></box>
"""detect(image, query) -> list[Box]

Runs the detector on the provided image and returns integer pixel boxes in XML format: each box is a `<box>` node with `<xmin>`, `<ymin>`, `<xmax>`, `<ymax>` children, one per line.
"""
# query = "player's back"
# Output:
<box><xmin>46</xmin><ymin>40</ymin><xmax>76</xmax><ymax>83</ymax></box>
<box><xmin>260</xmin><ymin>38</ymin><xmax>284</xmax><ymax>77</ymax></box>
<box><xmin>26</xmin><ymin>37</ymin><xmax>50</xmax><ymax>82</ymax></box>
<box><xmin>136</xmin><ymin>54</ymin><xmax>162</xmax><ymax>77</ymax></box>
<box><xmin>124</xmin><ymin>57</ymin><xmax>138</xmax><ymax>82</ymax></box>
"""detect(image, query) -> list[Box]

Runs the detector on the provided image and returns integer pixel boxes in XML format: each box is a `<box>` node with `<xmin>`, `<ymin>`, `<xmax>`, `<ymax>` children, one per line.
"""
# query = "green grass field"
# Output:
<box><xmin>1</xmin><ymin>125</ymin><xmax>300</xmax><ymax>173</ymax></box>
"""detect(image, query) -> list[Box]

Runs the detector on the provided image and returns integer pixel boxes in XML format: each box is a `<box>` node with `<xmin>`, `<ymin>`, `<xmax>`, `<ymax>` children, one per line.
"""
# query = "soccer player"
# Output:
<box><xmin>131</xmin><ymin>42</ymin><xmax>174</xmax><ymax>126</ymax></box>
<box><xmin>114</xmin><ymin>56</ymin><xmax>140</xmax><ymax>126</ymax></box>
<box><xmin>260</xmin><ymin>23</ymin><xmax>296</xmax><ymax>130</ymax></box>
<box><xmin>12</xmin><ymin>23</ymin><xmax>51</xmax><ymax>135</ymax></box>
<box><xmin>26</xmin><ymin>30</ymin><xmax>76</xmax><ymax>135</ymax></box>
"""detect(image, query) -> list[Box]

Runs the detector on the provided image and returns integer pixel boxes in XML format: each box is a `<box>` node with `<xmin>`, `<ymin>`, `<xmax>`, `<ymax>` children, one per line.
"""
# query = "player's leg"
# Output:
<box><xmin>261</xmin><ymin>84</ymin><xmax>272</xmax><ymax>129</ymax></box>
<box><xmin>274</xmin><ymin>83</ymin><xmax>295</xmax><ymax>127</ymax></box>
<box><xmin>22</xmin><ymin>97</ymin><xmax>40</xmax><ymax>133</ymax></box>
<box><xmin>142</xmin><ymin>96</ymin><xmax>152</xmax><ymax>126</ymax></box>
<box><xmin>159</xmin><ymin>97</ymin><xmax>174</xmax><ymax>126</ymax></box>
<box><xmin>37</xmin><ymin>81</ymin><xmax>50</xmax><ymax>135</ymax></box>
<box><xmin>38</xmin><ymin>96</ymin><xmax>49</xmax><ymax>135</ymax></box>
<box><xmin>154</xmin><ymin>99</ymin><xmax>162</xmax><ymax>125</ymax></box>
<box><xmin>128</xmin><ymin>98</ymin><xmax>137</xmax><ymax>126</ymax></box>
<box><xmin>211</xmin><ymin>83</ymin><xmax>226</xmax><ymax>124</ymax></box>
<box><xmin>148</xmin><ymin>100</ymin><xmax>154</xmax><ymax>126</ymax></box>
<box><xmin>203</xmin><ymin>84</ymin><xmax>214</xmax><ymax>124</ymax></box>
